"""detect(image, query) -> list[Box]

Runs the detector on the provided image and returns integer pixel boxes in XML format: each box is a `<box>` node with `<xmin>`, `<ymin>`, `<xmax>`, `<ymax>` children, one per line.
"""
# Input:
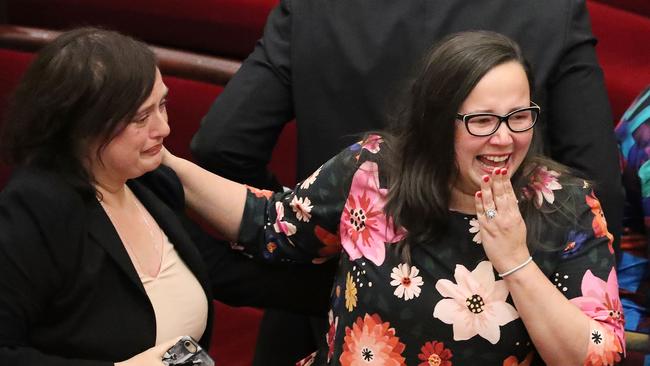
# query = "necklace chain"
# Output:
<box><xmin>100</xmin><ymin>188</ymin><xmax>164</xmax><ymax>277</ymax></box>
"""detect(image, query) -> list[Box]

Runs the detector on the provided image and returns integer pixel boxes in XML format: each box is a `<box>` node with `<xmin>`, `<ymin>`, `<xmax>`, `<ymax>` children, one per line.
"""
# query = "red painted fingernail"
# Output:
<box><xmin>501</xmin><ymin>168</ymin><xmax>508</xmax><ymax>175</ymax></box>
<box><xmin>476</xmin><ymin>191</ymin><xmax>482</xmax><ymax>198</ymax></box>
<box><xmin>483</xmin><ymin>175</ymin><xmax>490</xmax><ymax>183</ymax></box>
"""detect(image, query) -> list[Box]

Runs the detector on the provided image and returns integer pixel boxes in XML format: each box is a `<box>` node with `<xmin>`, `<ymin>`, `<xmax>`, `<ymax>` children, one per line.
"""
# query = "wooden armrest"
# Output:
<box><xmin>0</xmin><ymin>24</ymin><xmax>241</xmax><ymax>85</ymax></box>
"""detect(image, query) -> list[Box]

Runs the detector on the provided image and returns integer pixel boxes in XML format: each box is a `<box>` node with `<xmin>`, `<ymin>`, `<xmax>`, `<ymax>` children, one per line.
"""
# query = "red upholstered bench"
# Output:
<box><xmin>0</xmin><ymin>48</ymin><xmax>31</xmax><ymax>188</ymax></box>
<box><xmin>587</xmin><ymin>0</ymin><xmax>650</xmax><ymax>120</ymax></box>
<box><xmin>4</xmin><ymin>0</ymin><xmax>279</xmax><ymax>59</ymax></box>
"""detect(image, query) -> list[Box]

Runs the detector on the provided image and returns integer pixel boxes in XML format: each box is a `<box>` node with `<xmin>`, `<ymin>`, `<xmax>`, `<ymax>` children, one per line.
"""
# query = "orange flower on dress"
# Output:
<box><xmin>340</xmin><ymin>313</ymin><xmax>406</xmax><ymax>366</ymax></box>
<box><xmin>502</xmin><ymin>352</ymin><xmax>534</xmax><ymax>366</ymax></box>
<box><xmin>327</xmin><ymin>310</ymin><xmax>339</xmax><ymax>363</ymax></box>
<box><xmin>585</xmin><ymin>192</ymin><xmax>614</xmax><ymax>254</ymax></box>
<box><xmin>313</xmin><ymin>225</ymin><xmax>341</xmax><ymax>264</ymax></box>
<box><xmin>246</xmin><ymin>185</ymin><xmax>274</xmax><ymax>199</ymax></box>
<box><xmin>583</xmin><ymin>320</ymin><xmax>623</xmax><ymax>366</ymax></box>
<box><xmin>417</xmin><ymin>341</ymin><xmax>452</xmax><ymax>366</ymax></box>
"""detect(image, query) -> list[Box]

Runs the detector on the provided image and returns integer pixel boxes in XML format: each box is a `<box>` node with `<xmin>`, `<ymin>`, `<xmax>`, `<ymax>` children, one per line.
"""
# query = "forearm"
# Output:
<box><xmin>164</xmin><ymin>154</ymin><xmax>246</xmax><ymax>241</ymax></box>
<box><xmin>504</xmin><ymin>262</ymin><xmax>589</xmax><ymax>366</ymax></box>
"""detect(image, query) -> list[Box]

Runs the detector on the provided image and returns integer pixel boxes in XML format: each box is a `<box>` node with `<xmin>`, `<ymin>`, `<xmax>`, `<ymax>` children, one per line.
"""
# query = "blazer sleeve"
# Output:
<box><xmin>0</xmin><ymin>173</ymin><xmax>112</xmax><ymax>366</ymax></box>
<box><xmin>190</xmin><ymin>0</ymin><xmax>294</xmax><ymax>191</ymax></box>
<box><xmin>544</xmin><ymin>0</ymin><xmax>623</xmax><ymax>251</ymax></box>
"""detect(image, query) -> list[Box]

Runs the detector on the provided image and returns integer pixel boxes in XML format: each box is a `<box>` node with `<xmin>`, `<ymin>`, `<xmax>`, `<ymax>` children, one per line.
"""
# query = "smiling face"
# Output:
<box><xmin>89</xmin><ymin>68</ymin><xmax>169</xmax><ymax>186</ymax></box>
<box><xmin>452</xmin><ymin>61</ymin><xmax>533</xmax><ymax>200</ymax></box>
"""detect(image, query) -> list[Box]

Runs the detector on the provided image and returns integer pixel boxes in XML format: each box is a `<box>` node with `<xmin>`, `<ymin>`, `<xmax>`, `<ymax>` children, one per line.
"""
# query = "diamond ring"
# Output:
<box><xmin>485</xmin><ymin>208</ymin><xmax>497</xmax><ymax>219</ymax></box>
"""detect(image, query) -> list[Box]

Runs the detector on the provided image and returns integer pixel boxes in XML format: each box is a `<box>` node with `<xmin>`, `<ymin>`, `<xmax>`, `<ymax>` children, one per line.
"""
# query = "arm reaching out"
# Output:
<box><xmin>162</xmin><ymin>149</ymin><xmax>246</xmax><ymax>241</ymax></box>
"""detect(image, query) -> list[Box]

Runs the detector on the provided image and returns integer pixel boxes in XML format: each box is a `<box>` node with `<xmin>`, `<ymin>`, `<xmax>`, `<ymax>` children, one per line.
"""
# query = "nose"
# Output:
<box><xmin>488</xmin><ymin>121</ymin><xmax>513</xmax><ymax>145</ymax></box>
<box><xmin>151</xmin><ymin>108</ymin><xmax>170</xmax><ymax>139</ymax></box>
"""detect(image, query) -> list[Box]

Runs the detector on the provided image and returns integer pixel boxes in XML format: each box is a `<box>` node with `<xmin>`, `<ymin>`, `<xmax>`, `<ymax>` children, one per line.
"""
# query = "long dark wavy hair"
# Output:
<box><xmin>0</xmin><ymin>27</ymin><xmax>157</xmax><ymax>199</ymax></box>
<box><xmin>382</xmin><ymin>31</ymin><xmax>584</xmax><ymax>258</ymax></box>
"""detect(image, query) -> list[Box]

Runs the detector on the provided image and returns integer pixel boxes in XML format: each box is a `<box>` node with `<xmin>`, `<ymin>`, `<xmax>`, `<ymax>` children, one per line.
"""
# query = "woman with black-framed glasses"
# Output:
<box><xmin>163</xmin><ymin>31</ymin><xmax>623</xmax><ymax>365</ymax></box>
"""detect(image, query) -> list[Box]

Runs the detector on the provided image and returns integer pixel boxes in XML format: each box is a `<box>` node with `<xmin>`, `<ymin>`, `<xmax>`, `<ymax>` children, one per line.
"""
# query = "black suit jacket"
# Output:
<box><xmin>192</xmin><ymin>0</ymin><xmax>623</xmax><ymax>247</ymax></box>
<box><xmin>0</xmin><ymin>166</ymin><xmax>329</xmax><ymax>365</ymax></box>
<box><xmin>0</xmin><ymin>166</ymin><xmax>214</xmax><ymax>365</ymax></box>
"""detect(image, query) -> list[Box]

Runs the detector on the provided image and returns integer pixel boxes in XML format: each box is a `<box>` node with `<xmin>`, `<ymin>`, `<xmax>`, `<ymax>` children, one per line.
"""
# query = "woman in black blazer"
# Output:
<box><xmin>0</xmin><ymin>27</ymin><xmax>209</xmax><ymax>366</ymax></box>
<box><xmin>0</xmin><ymin>27</ymin><xmax>329</xmax><ymax>366</ymax></box>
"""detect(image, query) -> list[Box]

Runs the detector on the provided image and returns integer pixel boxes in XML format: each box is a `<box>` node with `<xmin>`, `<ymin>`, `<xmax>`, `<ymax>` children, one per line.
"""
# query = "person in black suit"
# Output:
<box><xmin>190</xmin><ymin>0</ymin><xmax>624</xmax><ymax>364</ymax></box>
<box><xmin>0</xmin><ymin>27</ymin><xmax>327</xmax><ymax>366</ymax></box>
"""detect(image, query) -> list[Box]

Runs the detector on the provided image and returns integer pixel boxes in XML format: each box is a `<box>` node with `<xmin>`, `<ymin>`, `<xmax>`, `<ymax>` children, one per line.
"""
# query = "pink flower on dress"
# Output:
<box><xmin>569</xmin><ymin>268</ymin><xmax>625</xmax><ymax>355</ymax></box>
<box><xmin>390</xmin><ymin>263</ymin><xmax>424</xmax><ymax>301</ymax></box>
<box><xmin>521</xmin><ymin>165</ymin><xmax>562</xmax><ymax>208</ymax></box>
<box><xmin>296</xmin><ymin>351</ymin><xmax>317</xmax><ymax>366</ymax></box>
<box><xmin>340</xmin><ymin>161</ymin><xmax>405</xmax><ymax>266</ymax></box>
<box><xmin>340</xmin><ymin>313</ymin><xmax>406</xmax><ymax>366</ymax></box>
<box><xmin>585</xmin><ymin>192</ymin><xmax>615</xmax><ymax>254</ymax></box>
<box><xmin>290</xmin><ymin>196</ymin><xmax>313</xmax><ymax>222</ymax></box>
<box><xmin>468</xmin><ymin>218</ymin><xmax>481</xmax><ymax>244</ymax></box>
<box><xmin>300</xmin><ymin>166</ymin><xmax>322</xmax><ymax>189</ymax></box>
<box><xmin>273</xmin><ymin>201</ymin><xmax>297</xmax><ymax>236</ymax></box>
<box><xmin>361</xmin><ymin>134</ymin><xmax>383</xmax><ymax>154</ymax></box>
<box><xmin>583</xmin><ymin>320</ymin><xmax>622</xmax><ymax>366</ymax></box>
<box><xmin>433</xmin><ymin>261</ymin><xmax>520</xmax><ymax>344</ymax></box>
<box><xmin>417</xmin><ymin>341</ymin><xmax>453</xmax><ymax>366</ymax></box>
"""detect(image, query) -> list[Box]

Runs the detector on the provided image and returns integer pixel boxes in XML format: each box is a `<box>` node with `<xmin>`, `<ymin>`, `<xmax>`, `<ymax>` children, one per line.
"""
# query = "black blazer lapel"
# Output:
<box><xmin>86</xmin><ymin>199</ymin><xmax>145</xmax><ymax>293</ymax></box>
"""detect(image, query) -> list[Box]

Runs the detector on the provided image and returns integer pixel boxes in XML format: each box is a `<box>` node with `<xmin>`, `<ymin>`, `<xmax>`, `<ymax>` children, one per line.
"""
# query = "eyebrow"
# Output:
<box><xmin>464</xmin><ymin>105</ymin><xmax>531</xmax><ymax>115</ymax></box>
<box><xmin>134</xmin><ymin>88</ymin><xmax>169</xmax><ymax>117</ymax></box>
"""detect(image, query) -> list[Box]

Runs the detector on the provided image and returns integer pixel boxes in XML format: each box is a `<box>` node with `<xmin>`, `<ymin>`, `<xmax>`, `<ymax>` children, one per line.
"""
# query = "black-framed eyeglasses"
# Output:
<box><xmin>456</xmin><ymin>102</ymin><xmax>541</xmax><ymax>137</ymax></box>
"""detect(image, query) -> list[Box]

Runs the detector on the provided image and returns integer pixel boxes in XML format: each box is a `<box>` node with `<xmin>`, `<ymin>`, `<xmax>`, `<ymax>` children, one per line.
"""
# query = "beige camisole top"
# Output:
<box><xmin>138</xmin><ymin>234</ymin><xmax>208</xmax><ymax>345</ymax></box>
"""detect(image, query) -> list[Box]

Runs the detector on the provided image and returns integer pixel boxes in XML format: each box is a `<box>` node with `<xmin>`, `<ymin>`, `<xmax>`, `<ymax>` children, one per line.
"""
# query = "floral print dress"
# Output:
<box><xmin>238</xmin><ymin>136</ymin><xmax>624</xmax><ymax>366</ymax></box>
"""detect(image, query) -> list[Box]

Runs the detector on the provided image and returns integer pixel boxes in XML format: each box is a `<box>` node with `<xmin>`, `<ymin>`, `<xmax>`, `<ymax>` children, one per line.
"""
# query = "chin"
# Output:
<box><xmin>132</xmin><ymin>162</ymin><xmax>162</xmax><ymax>179</ymax></box>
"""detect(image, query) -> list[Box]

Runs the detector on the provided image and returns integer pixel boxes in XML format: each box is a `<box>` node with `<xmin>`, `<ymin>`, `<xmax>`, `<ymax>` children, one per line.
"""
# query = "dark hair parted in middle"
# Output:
<box><xmin>0</xmin><ymin>27</ymin><xmax>157</xmax><ymax>198</ymax></box>
<box><xmin>382</xmin><ymin>30</ymin><xmax>580</xmax><ymax>256</ymax></box>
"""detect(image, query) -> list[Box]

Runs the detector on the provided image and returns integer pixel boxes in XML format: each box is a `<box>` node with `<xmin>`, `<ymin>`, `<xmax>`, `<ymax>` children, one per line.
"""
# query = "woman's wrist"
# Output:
<box><xmin>498</xmin><ymin>256</ymin><xmax>533</xmax><ymax>277</ymax></box>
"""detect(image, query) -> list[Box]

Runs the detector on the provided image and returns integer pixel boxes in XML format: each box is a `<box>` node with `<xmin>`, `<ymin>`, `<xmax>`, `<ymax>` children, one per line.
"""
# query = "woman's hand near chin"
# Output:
<box><xmin>474</xmin><ymin>167</ymin><xmax>530</xmax><ymax>274</ymax></box>
<box><xmin>114</xmin><ymin>337</ymin><xmax>181</xmax><ymax>366</ymax></box>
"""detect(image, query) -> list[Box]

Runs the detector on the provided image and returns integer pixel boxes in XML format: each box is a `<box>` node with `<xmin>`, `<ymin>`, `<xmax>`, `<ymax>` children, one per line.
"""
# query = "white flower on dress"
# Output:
<box><xmin>290</xmin><ymin>196</ymin><xmax>313</xmax><ymax>222</ymax></box>
<box><xmin>300</xmin><ymin>166</ymin><xmax>322</xmax><ymax>189</ymax></box>
<box><xmin>469</xmin><ymin>218</ymin><xmax>482</xmax><ymax>244</ymax></box>
<box><xmin>390</xmin><ymin>263</ymin><xmax>424</xmax><ymax>301</ymax></box>
<box><xmin>273</xmin><ymin>201</ymin><xmax>296</xmax><ymax>236</ymax></box>
<box><xmin>433</xmin><ymin>261</ymin><xmax>519</xmax><ymax>344</ymax></box>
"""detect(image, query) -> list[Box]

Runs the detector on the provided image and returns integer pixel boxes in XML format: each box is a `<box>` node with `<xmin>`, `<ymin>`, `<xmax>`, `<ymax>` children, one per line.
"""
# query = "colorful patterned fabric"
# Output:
<box><xmin>616</xmin><ymin>85</ymin><xmax>650</xmax><ymax>334</ymax></box>
<box><xmin>238</xmin><ymin>136</ymin><xmax>623</xmax><ymax>365</ymax></box>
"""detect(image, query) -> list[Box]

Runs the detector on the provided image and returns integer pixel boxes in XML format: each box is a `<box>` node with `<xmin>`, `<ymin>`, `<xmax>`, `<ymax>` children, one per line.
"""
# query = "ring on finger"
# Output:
<box><xmin>485</xmin><ymin>208</ymin><xmax>497</xmax><ymax>220</ymax></box>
